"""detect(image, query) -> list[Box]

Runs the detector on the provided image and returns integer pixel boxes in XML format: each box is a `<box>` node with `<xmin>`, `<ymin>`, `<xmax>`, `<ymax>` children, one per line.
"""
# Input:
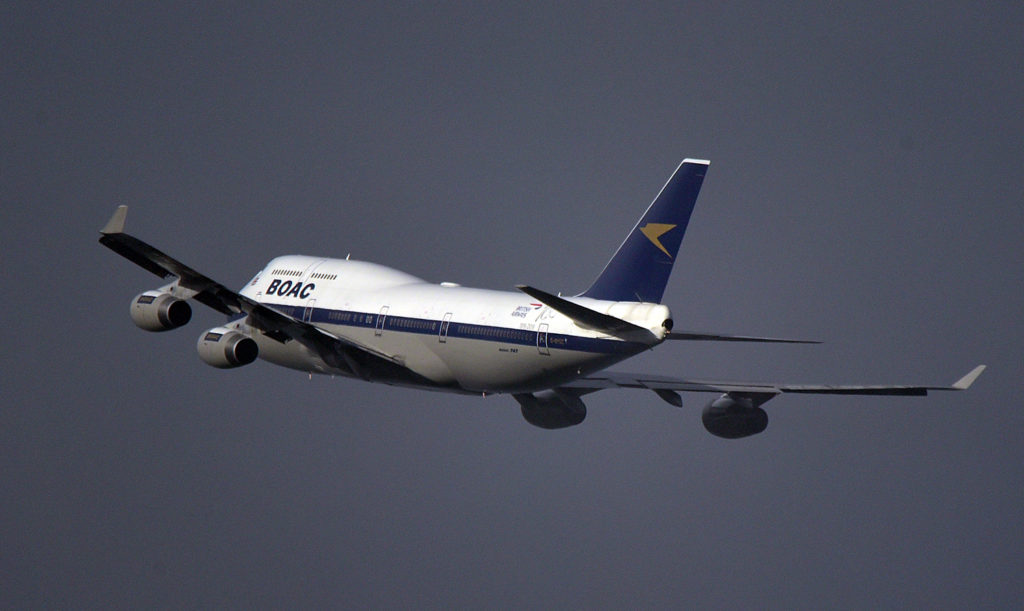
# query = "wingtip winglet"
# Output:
<box><xmin>101</xmin><ymin>205</ymin><xmax>128</xmax><ymax>234</ymax></box>
<box><xmin>952</xmin><ymin>365</ymin><xmax>986</xmax><ymax>390</ymax></box>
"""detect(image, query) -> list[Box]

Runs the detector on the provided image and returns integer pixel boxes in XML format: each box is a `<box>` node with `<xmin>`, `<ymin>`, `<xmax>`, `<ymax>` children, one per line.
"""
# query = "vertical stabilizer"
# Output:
<box><xmin>582</xmin><ymin>159</ymin><xmax>709</xmax><ymax>303</ymax></box>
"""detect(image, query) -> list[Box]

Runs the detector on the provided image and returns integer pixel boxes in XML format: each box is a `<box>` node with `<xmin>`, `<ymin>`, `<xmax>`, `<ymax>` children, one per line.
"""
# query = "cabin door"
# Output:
<box><xmin>537</xmin><ymin>323</ymin><xmax>550</xmax><ymax>355</ymax></box>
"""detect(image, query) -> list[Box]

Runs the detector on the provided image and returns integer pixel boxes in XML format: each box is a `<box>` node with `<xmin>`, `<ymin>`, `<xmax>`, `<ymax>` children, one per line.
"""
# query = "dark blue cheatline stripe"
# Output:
<box><xmin>249</xmin><ymin>303</ymin><xmax>645</xmax><ymax>355</ymax></box>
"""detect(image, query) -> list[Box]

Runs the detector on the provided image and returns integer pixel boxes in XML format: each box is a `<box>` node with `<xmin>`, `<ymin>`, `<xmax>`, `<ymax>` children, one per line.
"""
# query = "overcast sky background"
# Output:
<box><xmin>3</xmin><ymin>2</ymin><xmax>1022</xmax><ymax>608</ymax></box>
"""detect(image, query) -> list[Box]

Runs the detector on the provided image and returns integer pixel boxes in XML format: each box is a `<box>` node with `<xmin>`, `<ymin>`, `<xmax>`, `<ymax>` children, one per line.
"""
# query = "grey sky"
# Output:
<box><xmin>3</xmin><ymin>2</ymin><xmax>1022</xmax><ymax>607</ymax></box>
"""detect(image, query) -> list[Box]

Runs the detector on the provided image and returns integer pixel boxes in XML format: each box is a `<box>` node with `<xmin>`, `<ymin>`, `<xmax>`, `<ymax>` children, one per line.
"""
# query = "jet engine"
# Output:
<box><xmin>197</xmin><ymin>326</ymin><xmax>259</xmax><ymax>369</ymax></box>
<box><xmin>701</xmin><ymin>394</ymin><xmax>769</xmax><ymax>439</ymax></box>
<box><xmin>130</xmin><ymin>290</ymin><xmax>192</xmax><ymax>331</ymax></box>
<box><xmin>514</xmin><ymin>390</ymin><xmax>587</xmax><ymax>429</ymax></box>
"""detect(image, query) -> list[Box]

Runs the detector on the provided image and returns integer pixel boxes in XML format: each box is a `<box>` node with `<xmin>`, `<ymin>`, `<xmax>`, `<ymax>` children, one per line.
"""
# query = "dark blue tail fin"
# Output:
<box><xmin>582</xmin><ymin>159</ymin><xmax>709</xmax><ymax>303</ymax></box>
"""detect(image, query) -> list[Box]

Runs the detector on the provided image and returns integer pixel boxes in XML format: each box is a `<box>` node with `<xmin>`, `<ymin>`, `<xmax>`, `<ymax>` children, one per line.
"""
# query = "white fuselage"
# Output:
<box><xmin>236</xmin><ymin>255</ymin><xmax>671</xmax><ymax>394</ymax></box>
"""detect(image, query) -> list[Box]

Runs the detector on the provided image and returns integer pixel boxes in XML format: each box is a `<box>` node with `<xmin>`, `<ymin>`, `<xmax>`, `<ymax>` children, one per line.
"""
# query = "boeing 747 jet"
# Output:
<box><xmin>100</xmin><ymin>159</ymin><xmax>984</xmax><ymax>437</ymax></box>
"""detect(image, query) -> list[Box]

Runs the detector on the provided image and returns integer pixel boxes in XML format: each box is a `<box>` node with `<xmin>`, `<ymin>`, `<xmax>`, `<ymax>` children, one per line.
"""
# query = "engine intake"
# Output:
<box><xmin>701</xmin><ymin>394</ymin><xmax>769</xmax><ymax>439</ymax></box>
<box><xmin>197</xmin><ymin>326</ymin><xmax>259</xmax><ymax>368</ymax></box>
<box><xmin>130</xmin><ymin>290</ymin><xmax>192</xmax><ymax>331</ymax></box>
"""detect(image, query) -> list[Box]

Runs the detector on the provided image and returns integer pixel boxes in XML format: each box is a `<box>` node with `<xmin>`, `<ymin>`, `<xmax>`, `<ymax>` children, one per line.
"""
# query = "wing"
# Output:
<box><xmin>560</xmin><ymin>365</ymin><xmax>986</xmax><ymax>406</ymax></box>
<box><xmin>99</xmin><ymin>206</ymin><xmax>401</xmax><ymax>378</ymax></box>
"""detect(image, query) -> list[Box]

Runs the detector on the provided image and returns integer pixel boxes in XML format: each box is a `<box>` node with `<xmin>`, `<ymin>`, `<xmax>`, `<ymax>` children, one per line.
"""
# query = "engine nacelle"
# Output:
<box><xmin>701</xmin><ymin>394</ymin><xmax>768</xmax><ymax>439</ymax></box>
<box><xmin>197</xmin><ymin>326</ymin><xmax>259</xmax><ymax>369</ymax></box>
<box><xmin>130</xmin><ymin>290</ymin><xmax>192</xmax><ymax>331</ymax></box>
<box><xmin>514</xmin><ymin>390</ymin><xmax>587</xmax><ymax>429</ymax></box>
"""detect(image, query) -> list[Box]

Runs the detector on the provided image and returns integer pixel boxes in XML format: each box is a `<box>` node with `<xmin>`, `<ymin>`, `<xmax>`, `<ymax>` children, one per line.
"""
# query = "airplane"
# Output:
<box><xmin>99</xmin><ymin>159</ymin><xmax>985</xmax><ymax>438</ymax></box>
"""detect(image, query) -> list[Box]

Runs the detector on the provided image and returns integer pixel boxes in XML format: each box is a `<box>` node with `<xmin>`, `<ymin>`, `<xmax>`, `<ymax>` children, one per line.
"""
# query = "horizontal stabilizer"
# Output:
<box><xmin>666</xmin><ymin>331</ymin><xmax>820</xmax><ymax>344</ymax></box>
<box><xmin>516</xmin><ymin>285</ymin><xmax>658</xmax><ymax>343</ymax></box>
